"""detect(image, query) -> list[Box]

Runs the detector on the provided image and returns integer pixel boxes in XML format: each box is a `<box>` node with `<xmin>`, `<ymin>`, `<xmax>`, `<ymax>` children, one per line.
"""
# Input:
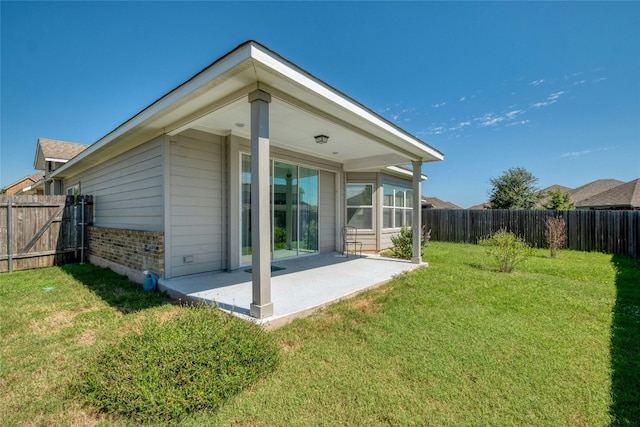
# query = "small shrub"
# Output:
<box><xmin>73</xmin><ymin>304</ymin><xmax>279</xmax><ymax>423</ymax></box>
<box><xmin>478</xmin><ymin>229</ymin><xmax>533</xmax><ymax>273</ymax></box>
<box><xmin>390</xmin><ymin>226</ymin><xmax>431</xmax><ymax>259</ymax></box>
<box><xmin>545</xmin><ymin>217</ymin><xmax>567</xmax><ymax>258</ymax></box>
<box><xmin>390</xmin><ymin>226</ymin><xmax>414</xmax><ymax>260</ymax></box>
<box><xmin>421</xmin><ymin>226</ymin><xmax>431</xmax><ymax>248</ymax></box>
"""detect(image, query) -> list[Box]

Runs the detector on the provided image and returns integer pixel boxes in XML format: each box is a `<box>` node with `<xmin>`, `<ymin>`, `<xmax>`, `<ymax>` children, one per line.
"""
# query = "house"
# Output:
<box><xmin>33</xmin><ymin>138</ymin><xmax>90</xmax><ymax>194</ymax></box>
<box><xmin>421</xmin><ymin>196</ymin><xmax>462</xmax><ymax>209</ymax></box>
<box><xmin>468</xmin><ymin>202</ymin><xmax>491</xmax><ymax>210</ymax></box>
<box><xmin>569</xmin><ymin>179</ymin><xmax>625</xmax><ymax>206</ymax></box>
<box><xmin>0</xmin><ymin>171</ymin><xmax>44</xmax><ymax>195</ymax></box>
<box><xmin>576</xmin><ymin>178</ymin><xmax>640</xmax><ymax>210</ymax></box>
<box><xmin>42</xmin><ymin>41</ymin><xmax>444</xmax><ymax>318</ymax></box>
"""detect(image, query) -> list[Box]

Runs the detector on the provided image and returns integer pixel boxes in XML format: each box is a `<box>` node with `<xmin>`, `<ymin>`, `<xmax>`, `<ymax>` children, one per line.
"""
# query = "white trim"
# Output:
<box><xmin>51</xmin><ymin>45</ymin><xmax>254</xmax><ymax>179</ymax></box>
<box><xmin>44</xmin><ymin>157</ymin><xmax>69</xmax><ymax>164</ymax></box>
<box><xmin>52</xmin><ymin>41</ymin><xmax>443</xmax><ymax>180</ymax></box>
<box><xmin>386</xmin><ymin>165</ymin><xmax>428</xmax><ymax>181</ymax></box>
<box><xmin>251</xmin><ymin>45</ymin><xmax>444</xmax><ymax>161</ymax></box>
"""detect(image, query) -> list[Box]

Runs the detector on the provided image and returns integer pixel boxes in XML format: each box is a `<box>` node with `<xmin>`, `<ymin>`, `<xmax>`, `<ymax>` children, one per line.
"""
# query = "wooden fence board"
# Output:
<box><xmin>0</xmin><ymin>195</ymin><xmax>93</xmax><ymax>272</ymax></box>
<box><xmin>422</xmin><ymin>209</ymin><xmax>639</xmax><ymax>258</ymax></box>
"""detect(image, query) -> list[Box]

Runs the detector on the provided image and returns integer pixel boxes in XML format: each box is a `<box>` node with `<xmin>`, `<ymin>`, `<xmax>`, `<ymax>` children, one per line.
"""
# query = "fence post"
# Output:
<box><xmin>7</xmin><ymin>198</ymin><xmax>12</xmax><ymax>273</ymax></box>
<box><xmin>79</xmin><ymin>195</ymin><xmax>85</xmax><ymax>264</ymax></box>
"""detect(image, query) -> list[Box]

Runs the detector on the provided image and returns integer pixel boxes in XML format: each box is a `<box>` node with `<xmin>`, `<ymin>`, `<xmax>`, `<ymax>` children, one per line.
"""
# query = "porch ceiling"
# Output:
<box><xmin>188</xmin><ymin>96</ymin><xmax>405</xmax><ymax>170</ymax></box>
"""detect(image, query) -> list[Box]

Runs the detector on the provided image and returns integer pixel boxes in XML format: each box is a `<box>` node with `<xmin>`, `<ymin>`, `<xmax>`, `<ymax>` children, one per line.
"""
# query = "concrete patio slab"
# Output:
<box><xmin>158</xmin><ymin>253</ymin><xmax>425</xmax><ymax>329</ymax></box>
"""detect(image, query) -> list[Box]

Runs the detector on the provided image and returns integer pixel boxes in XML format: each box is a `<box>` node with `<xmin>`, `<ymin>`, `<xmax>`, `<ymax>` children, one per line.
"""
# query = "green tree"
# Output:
<box><xmin>488</xmin><ymin>167</ymin><xmax>541</xmax><ymax>209</ymax></box>
<box><xmin>542</xmin><ymin>188</ymin><xmax>575</xmax><ymax>210</ymax></box>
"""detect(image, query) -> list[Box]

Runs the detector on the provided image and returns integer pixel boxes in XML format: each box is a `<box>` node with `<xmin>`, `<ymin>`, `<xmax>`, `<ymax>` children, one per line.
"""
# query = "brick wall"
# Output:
<box><xmin>88</xmin><ymin>226</ymin><xmax>164</xmax><ymax>279</ymax></box>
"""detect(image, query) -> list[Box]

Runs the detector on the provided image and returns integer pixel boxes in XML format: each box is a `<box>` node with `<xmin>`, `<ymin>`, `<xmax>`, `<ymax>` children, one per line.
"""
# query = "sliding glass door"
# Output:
<box><xmin>241</xmin><ymin>154</ymin><xmax>318</xmax><ymax>265</ymax></box>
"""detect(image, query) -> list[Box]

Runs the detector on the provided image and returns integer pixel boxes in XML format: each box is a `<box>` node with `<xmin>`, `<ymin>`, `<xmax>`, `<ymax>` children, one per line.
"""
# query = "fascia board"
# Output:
<box><xmin>250</xmin><ymin>44</ymin><xmax>444</xmax><ymax>162</ymax></box>
<box><xmin>386</xmin><ymin>165</ymin><xmax>428</xmax><ymax>181</ymax></box>
<box><xmin>44</xmin><ymin>157</ymin><xmax>69</xmax><ymax>164</ymax></box>
<box><xmin>53</xmin><ymin>44</ymin><xmax>254</xmax><ymax>179</ymax></box>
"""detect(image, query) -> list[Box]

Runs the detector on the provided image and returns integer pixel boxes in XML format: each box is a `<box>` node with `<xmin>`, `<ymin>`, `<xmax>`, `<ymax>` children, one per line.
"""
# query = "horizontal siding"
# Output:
<box><xmin>169</xmin><ymin>132</ymin><xmax>224</xmax><ymax>276</ymax></box>
<box><xmin>319</xmin><ymin>170</ymin><xmax>336</xmax><ymax>252</ymax></box>
<box><xmin>380</xmin><ymin>230</ymin><xmax>398</xmax><ymax>250</ymax></box>
<box><xmin>65</xmin><ymin>137</ymin><xmax>164</xmax><ymax>231</ymax></box>
<box><xmin>358</xmin><ymin>232</ymin><xmax>377</xmax><ymax>251</ymax></box>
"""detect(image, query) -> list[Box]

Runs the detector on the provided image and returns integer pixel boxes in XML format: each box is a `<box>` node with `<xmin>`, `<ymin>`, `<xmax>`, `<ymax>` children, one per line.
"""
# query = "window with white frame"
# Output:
<box><xmin>346</xmin><ymin>183</ymin><xmax>373</xmax><ymax>229</ymax></box>
<box><xmin>383</xmin><ymin>183</ymin><xmax>413</xmax><ymax>229</ymax></box>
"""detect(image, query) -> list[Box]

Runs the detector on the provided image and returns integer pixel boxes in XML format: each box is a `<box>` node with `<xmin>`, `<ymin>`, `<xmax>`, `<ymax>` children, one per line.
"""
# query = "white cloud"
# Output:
<box><xmin>559</xmin><ymin>150</ymin><xmax>592</xmax><ymax>158</ymax></box>
<box><xmin>478</xmin><ymin>114</ymin><xmax>504</xmax><ymax>127</ymax></box>
<box><xmin>432</xmin><ymin>102</ymin><xmax>446</xmax><ymax>108</ymax></box>
<box><xmin>505</xmin><ymin>119</ymin><xmax>530</xmax><ymax>127</ymax></box>
<box><xmin>557</xmin><ymin>146</ymin><xmax>617</xmax><ymax>158</ymax></box>
<box><xmin>531</xmin><ymin>90</ymin><xmax>567</xmax><ymax>108</ymax></box>
<box><xmin>459</xmin><ymin>96</ymin><xmax>466</xmax><ymax>102</ymax></box>
<box><xmin>530</xmin><ymin>79</ymin><xmax>545</xmax><ymax>86</ymax></box>
<box><xmin>548</xmin><ymin>91</ymin><xmax>567</xmax><ymax>101</ymax></box>
<box><xmin>593</xmin><ymin>77</ymin><xmax>607</xmax><ymax>83</ymax></box>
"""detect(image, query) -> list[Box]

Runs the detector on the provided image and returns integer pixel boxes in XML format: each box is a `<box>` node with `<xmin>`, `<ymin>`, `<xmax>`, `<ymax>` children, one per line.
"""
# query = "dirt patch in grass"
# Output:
<box><xmin>29</xmin><ymin>308</ymin><xmax>98</xmax><ymax>336</ymax></box>
<box><xmin>75</xmin><ymin>329</ymin><xmax>98</xmax><ymax>346</ymax></box>
<box><xmin>349</xmin><ymin>293</ymin><xmax>383</xmax><ymax>315</ymax></box>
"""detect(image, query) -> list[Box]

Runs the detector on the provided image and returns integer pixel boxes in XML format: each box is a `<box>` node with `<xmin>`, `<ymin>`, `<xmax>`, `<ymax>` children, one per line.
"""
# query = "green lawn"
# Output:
<box><xmin>1</xmin><ymin>242</ymin><xmax>638</xmax><ymax>426</ymax></box>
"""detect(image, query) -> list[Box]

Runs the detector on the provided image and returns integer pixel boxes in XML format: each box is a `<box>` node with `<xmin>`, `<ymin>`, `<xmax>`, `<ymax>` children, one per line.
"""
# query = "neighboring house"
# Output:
<box><xmin>33</xmin><ymin>138</ymin><xmax>89</xmax><ymax>194</ymax></box>
<box><xmin>467</xmin><ymin>202</ymin><xmax>491</xmax><ymax>210</ymax></box>
<box><xmin>576</xmin><ymin>178</ymin><xmax>640</xmax><ymax>210</ymax></box>
<box><xmin>43</xmin><ymin>41</ymin><xmax>444</xmax><ymax>318</ymax></box>
<box><xmin>472</xmin><ymin>179</ymin><xmax>633</xmax><ymax>210</ymax></box>
<box><xmin>569</xmin><ymin>179</ymin><xmax>625</xmax><ymax>206</ymax></box>
<box><xmin>536</xmin><ymin>184</ymin><xmax>574</xmax><ymax>209</ymax></box>
<box><xmin>0</xmin><ymin>171</ymin><xmax>45</xmax><ymax>195</ymax></box>
<box><xmin>421</xmin><ymin>196</ymin><xmax>462</xmax><ymax>209</ymax></box>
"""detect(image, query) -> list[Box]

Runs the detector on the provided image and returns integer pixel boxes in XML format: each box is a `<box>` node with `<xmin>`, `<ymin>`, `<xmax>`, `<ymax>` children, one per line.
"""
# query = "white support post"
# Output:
<box><xmin>249</xmin><ymin>90</ymin><xmax>274</xmax><ymax>318</ymax></box>
<box><xmin>412</xmin><ymin>161</ymin><xmax>422</xmax><ymax>264</ymax></box>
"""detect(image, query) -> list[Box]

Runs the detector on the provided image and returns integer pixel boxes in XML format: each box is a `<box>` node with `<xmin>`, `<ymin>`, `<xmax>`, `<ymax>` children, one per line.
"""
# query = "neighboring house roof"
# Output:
<box><xmin>468</xmin><ymin>202</ymin><xmax>491</xmax><ymax>210</ymax></box>
<box><xmin>1</xmin><ymin>171</ymin><xmax>45</xmax><ymax>195</ymax></box>
<box><xmin>539</xmin><ymin>184</ymin><xmax>573</xmax><ymax>194</ymax></box>
<box><xmin>33</xmin><ymin>138</ymin><xmax>89</xmax><ymax>170</ymax></box>
<box><xmin>50</xmin><ymin>40</ymin><xmax>444</xmax><ymax>181</ymax></box>
<box><xmin>576</xmin><ymin>178</ymin><xmax>640</xmax><ymax>209</ymax></box>
<box><xmin>421</xmin><ymin>197</ymin><xmax>461</xmax><ymax>209</ymax></box>
<box><xmin>569</xmin><ymin>179</ymin><xmax>625</xmax><ymax>204</ymax></box>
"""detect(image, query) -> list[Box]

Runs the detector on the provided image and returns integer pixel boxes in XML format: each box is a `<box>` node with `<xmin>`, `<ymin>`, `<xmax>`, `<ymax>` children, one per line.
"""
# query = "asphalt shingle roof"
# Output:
<box><xmin>38</xmin><ymin>138</ymin><xmax>89</xmax><ymax>161</ymax></box>
<box><xmin>576</xmin><ymin>178</ymin><xmax>640</xmax><ymax>209</ymax></box>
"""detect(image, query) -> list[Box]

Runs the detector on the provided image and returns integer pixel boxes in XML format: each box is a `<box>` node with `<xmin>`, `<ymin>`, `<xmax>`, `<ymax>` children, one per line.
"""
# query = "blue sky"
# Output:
<box><xmin>1</xmin><ymin>1</ymin><xmax>638</xmax><ymax>208</ymax></box>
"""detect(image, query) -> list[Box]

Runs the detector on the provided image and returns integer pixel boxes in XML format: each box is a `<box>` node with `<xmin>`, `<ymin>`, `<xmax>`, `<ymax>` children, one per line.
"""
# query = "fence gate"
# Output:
<box><xmin>0</xmin><ymin>195</ymin><xmax>94</xmax><ymax>273</ymax></box>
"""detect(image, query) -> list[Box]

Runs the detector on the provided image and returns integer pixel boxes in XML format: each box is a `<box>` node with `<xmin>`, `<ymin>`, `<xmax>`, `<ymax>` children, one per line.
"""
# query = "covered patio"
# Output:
<box><xmin>158</xmin><ymin>253</ymin><xmax>425</xmax><ymax>329</ymax></box>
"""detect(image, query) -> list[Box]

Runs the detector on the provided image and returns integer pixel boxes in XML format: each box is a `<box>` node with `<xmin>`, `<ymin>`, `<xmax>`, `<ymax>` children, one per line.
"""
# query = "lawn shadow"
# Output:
<box><xmin>609</xmin><ymin>255</ymin><xmax>640</xmax><ymax>426</ymax></box>
<box><xmin>61</xmin><ymin>264</ymin><xmax>173</xmax><ymax>314</ymax></box>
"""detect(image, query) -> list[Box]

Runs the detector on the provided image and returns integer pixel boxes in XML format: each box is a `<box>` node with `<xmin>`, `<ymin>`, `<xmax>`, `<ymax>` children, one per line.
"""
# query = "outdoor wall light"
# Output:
<box><xmin>314</xmin><ymin>134</ymin><xmax>329</xmax><ymax>144</ymax></box>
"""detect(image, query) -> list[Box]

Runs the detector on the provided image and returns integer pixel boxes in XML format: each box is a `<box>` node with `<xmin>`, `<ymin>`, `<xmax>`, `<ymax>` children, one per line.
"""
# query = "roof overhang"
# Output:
<box><xmin>53</xmin><ymin>41</ymin><xmax>444</xmax><ymax>179</ymax></box>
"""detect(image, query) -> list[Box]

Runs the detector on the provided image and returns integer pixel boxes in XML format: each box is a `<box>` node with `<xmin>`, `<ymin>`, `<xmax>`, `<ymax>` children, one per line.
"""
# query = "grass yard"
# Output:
<box><xmin>1</xmin><ymin>242</ymin><xmax>638</xmax><ymax>426</ymax></box>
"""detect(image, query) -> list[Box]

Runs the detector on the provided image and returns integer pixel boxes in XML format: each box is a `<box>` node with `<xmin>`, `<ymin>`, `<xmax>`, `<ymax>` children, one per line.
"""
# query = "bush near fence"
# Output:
<box><xmin>422</xmin><ymin>209</ymin><xmax>639</xmax><ymax>258</ymax></box>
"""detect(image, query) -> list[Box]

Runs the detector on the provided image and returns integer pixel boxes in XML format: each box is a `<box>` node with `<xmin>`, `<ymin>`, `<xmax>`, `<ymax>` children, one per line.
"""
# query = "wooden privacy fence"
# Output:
<box><xmin>0</xmin><ymin>195</ymin><xmax>94</xmax><ymax>273</ymax></box>
<box><xmin>422</xmin><ymin>209</ymin><xmax>639</xmax><ymax>258</ymax></box>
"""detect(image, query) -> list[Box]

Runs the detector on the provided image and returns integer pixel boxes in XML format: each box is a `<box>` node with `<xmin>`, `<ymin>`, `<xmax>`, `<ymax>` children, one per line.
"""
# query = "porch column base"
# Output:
<box><xmin>412</xmin><ymin>256</ymin><xmax>422</xmax><ymax>265</ymax></box>
<box><xmin>250</xmin><ymin>302</ymin><xmax>274</xmax><ymax>319</ymax></box>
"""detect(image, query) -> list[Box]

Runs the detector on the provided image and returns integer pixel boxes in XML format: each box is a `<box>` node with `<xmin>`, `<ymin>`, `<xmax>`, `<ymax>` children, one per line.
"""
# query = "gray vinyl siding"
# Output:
<box><xmin>169</xmin><ymin>131</ymin><xmax>224</xmax><ymax>277</ymax></box>
<box><xmin>64</xmin><ymin>137</ymin><xmax>164</xmax><ymax>231</ymax></box>
<box><xmin>319</xmin><ymin>170</ymin><xmax>336</xmax><ymax>252</ymax></box>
